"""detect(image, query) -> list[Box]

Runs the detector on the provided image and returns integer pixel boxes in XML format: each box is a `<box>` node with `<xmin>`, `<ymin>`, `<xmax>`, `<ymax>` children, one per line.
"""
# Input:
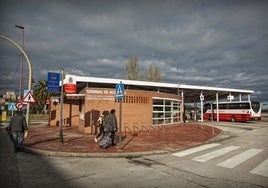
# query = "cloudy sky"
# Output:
<box><xmin>1</xmin><ymin>0</ymin><xmax>268</xmax><ymax>101</ymax></box>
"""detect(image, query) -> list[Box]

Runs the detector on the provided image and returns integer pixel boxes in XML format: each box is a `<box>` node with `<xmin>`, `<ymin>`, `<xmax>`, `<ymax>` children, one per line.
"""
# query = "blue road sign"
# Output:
<box><xmin>115</xmin><ymin>82</ymin><xmax>124</xmax><ymax>99</ymax></box>
<box><xmin>8</xmin><ymin>102</ymin><xmax>17</xmax><ymax>111</ymax></box>
<box><xmin>47</xmin><ymin>72</ymin><xmax>60</xmax><ymax>93</ymax></box>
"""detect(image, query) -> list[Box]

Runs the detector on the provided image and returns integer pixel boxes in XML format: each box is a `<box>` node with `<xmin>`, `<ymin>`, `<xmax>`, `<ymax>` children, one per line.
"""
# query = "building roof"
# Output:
<box><xmin>72</xmin><ymin>76</ymin><xmax>254</xmax><ymax>103</ymax></box>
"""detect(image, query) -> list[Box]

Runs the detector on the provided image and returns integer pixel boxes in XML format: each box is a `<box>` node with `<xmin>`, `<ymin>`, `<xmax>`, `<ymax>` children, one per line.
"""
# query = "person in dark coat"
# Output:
<box><xmin>9</xmin><ymin>109</ymin><xmax>27</xmax><ymax>153</ymax></box>
<box><xmin>108</xmin><ymin>109</ymin><xmax>118</xmax><ymax>146</ymax></box>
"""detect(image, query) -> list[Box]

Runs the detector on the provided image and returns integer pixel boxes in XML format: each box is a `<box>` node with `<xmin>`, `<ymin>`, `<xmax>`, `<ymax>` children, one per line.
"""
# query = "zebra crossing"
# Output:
<box><xmin>172</xmin><ymin>143</ymin><xmax>268</xmax><ymax>178</ymax></box>
<box><xmin>217</xmin><ymin>148</ymin><xmax>263</xmax><ymax>169</ymax></box>
<box><xmin>192</xmin><ymin>145</ymin><xmax>240</xmax><ymax>162</ymax></box>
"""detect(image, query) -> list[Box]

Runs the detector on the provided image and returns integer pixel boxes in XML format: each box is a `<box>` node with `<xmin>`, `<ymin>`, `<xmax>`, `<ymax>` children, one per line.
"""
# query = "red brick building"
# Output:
<box><xmin>50</xmin><ymin>86</ymin><xmax>182</xmax><ymax>134</ymax></box>
<box><xmin>49</xmin><ymin>75</ymin><xmax>254</xmax><ymax>134</ymax></box>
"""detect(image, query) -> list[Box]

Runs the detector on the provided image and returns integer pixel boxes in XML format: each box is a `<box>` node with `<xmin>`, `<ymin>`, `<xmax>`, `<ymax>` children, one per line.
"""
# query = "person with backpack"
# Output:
<box><xmin>99</xmin><ymin>111</ymin><xmax>112</xmax><ymax>148</ymax></box>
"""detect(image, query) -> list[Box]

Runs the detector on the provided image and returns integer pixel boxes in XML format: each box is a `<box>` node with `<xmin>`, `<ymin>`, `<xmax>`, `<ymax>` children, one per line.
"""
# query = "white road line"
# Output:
<box><xmin>192</xmin><ymin>146</ymin><xmax>240</xmax><ymax>162</ymax></box>
<box><xmin>250</xmin><ymin>158</ymin><xmax>268</xmax><ymax>178</ymax></box>
<box><xmin>172</xmin><ymin>143</ymin><xmax>221</xmax><ymax>157</ymax></box>
<box><xmin>217</xmin><ymin>149</ymin><xmax>263</xmax><ymax>169</ymax></box>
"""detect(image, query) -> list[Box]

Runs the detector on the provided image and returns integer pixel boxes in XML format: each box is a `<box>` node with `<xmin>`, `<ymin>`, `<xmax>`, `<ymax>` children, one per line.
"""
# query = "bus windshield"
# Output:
<box><xmin>251</xmin><ymin>101</ymin><xmax>261</xmax><ymax>113</ymax></box>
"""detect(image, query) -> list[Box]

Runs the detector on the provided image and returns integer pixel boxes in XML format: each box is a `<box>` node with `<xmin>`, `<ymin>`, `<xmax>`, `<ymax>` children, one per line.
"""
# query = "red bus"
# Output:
<box><xmin>203</xmin><ymin>101</ymin><xmax>261</xmax><ymax>122</ymax></box>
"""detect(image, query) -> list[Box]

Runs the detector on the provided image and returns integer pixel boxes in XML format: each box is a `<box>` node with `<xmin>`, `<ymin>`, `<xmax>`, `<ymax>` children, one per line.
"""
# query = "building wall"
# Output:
<box><xmin>49</xmin><ymin>97</ymin><xmax>80</xmax><ymax>127</ymax></box>
<box><xmin>49</xmin><ymin>87</ymin><xmax>182</xmax><ymax>134</ymax></box>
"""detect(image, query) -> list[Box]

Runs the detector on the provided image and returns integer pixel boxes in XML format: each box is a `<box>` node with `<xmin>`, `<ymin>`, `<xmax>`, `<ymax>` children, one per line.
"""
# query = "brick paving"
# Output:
<box><xmin>22</xmin><ymin>123</ymin><xmax>221</xmax><ymax>156</ymax></box>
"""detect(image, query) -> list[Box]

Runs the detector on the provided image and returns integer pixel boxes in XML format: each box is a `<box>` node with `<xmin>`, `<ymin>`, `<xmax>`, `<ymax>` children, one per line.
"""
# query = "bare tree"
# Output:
<box><xmin>147</xmin><ymin>64</ymin><xmax>154</xmax><ymax>81</ymax></box>
<box><xmin>126</xmin><ymin>56</ymin><xmax>142</xmax><ymax>80</ymax></box>
<box><xmin>126</xmin><ymin>56</ymin><xmax>162</xmax><ymax>82</ymax></box>
<box><xmin>146</xmin><ymin>64</ymin><xmax>162</xmax><ymax>82</ymax></box>
<box><xmin>153</xmin><ymin>65</ymin><xmax>161</xmax><ymax>82</ymax></box>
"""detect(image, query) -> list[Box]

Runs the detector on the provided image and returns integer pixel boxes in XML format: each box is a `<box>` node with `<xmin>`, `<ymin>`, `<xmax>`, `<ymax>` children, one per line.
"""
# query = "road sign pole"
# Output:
<box><xmin>115</xmin><ymin>81</ymin><xmax>124</xmax><ymax>151</ymax></box>
<box><xmin>59</xmin><ymin>69</ymin><xmax>64</xmax><ymax>143</ymax></box>
<box><xmin>119</xmin><ymin>98</ymin><xmax>122</xmax><ymax>151</ymax></box>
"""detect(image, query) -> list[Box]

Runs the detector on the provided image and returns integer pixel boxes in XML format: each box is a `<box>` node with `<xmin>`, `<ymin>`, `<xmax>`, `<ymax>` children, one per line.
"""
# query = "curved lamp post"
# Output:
<box><xmin>0</xmin><ymin>34</ymin><xmax>33</xmax><ymax>127</ymax></box>
<box><xmin>15</xmin><ymin>25</ymin><xmax>24</xmax><ymax>99</ymax></box>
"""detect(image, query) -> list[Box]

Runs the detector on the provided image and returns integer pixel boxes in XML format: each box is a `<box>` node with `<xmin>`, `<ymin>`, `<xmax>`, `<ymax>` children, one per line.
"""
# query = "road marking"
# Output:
<box><xmin>172</xmin><ymin>143</ymin><xmax>221</xmax><ymax>157</ymax></box>
<box><xmin>217</xmin><ymin>149</ymin><xmax>263</xmax><ymax>169</ymax></box>
<box><xmin>192</xmin><ymin>146</ymin><xmax>240</xmax><ymax>162</ymax></box>
<box><xmin>250</xmin><ymin>158</ymin><xmax>268</xmax><ymax>177</ymax></box>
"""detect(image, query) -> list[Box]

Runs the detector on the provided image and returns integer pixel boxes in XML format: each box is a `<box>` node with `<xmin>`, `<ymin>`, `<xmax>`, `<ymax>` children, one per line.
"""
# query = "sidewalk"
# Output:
<box><xmin>18</xmin><ymin>122</ymin><xmax>221</xmax><ymax>157</ymax></box>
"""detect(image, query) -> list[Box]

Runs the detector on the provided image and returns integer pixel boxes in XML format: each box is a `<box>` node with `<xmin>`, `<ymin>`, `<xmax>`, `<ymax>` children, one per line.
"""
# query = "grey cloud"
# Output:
<box><xmin>0</xmin><ymin>0</ymin><xmax>268</xmax><ymax>101</ymax></box>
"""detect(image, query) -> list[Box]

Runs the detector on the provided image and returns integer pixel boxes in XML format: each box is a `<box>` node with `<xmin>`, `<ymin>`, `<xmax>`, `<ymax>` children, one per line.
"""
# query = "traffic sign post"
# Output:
<box><xmin>16</xmin><ymin>102</ymin><xmax>23</xmax><ymax>109</ymax></box>
<box><xmin>59</xmin><ymin>69</ymin><xmax>64</xmax><ymax>143</ymax></box>
<box><xmin>115</xmin><ymin>82</ymin><xmax>124</xmax><ymax>99</ymax></box>
<box><xmin>8</xmin><ymin>102</ymin><xmax>17</xmax><ymax>116</ymax></box>
<box><xmin>22</xmin><ymin>91</ymin><xmax>36</xmax><ymax>103</ymax></box>
<box><xmin>47</xmin><ymin>71</ymin><xmax>63</xmax><ymax>143</ymax></box>
<box><xmin>115</xmin><ymin>81</ymin><xmax>124</xmax><ymax>151</ymax></box>
<box><xmin>8</xmin><ymin>102</ymin><xmax>17</xmax><ymax>111</ymax></box>
<box><xmin>47</xmin><ymin>72</ymin><xmax>60</xmax><ymax>93</ymax></box>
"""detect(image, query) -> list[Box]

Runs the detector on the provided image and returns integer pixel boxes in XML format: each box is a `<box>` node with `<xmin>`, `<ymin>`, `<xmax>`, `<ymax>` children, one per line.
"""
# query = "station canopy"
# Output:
<box><xmin>72</xmin><ymin>76</ymin><xmax>254</xmax><ymax>103</ymax></box>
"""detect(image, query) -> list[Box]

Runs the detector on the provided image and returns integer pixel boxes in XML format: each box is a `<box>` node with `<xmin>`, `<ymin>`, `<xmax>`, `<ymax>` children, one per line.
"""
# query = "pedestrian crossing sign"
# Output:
<box><xmin>8</xmin><ymin>102</ymin><xmax>17</xmax><ymax>111</ymax></box>
<box><xmin>115</xmin><ymin>82</ymin><xmax>124</xmax><ymax>99</ymax></box>
<box><xmin>22</xmin><ymin>91</ymin><xmax>36</xmax><ymax>103</ymax></box>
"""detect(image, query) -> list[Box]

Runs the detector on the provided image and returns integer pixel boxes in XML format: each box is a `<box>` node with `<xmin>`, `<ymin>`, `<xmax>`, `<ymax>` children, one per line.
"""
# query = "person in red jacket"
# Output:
<box><xmin>9</xmin><ymin>109</ymin><xmax>27</xmax><ymax>153</ymax></box>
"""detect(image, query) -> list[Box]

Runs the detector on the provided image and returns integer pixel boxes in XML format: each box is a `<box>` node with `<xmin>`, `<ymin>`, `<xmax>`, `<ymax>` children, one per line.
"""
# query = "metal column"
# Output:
<box><xmin>181</xmin><ymin>91</ymin><xmax>184</xmax><ymax>123</ymax></box>
<box><xmin>216</xmin><ymin>92</ymin><xmax>219</xmax><ymax>122</ymax></box>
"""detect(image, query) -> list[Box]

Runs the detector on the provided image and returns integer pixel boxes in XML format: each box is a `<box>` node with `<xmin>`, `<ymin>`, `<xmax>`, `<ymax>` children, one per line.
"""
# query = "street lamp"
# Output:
<box><xmin>0</xmin><ymin>34</ymin><xmax>32</xmax><ymax>129</ymax></box>
<box><xmin>15</xmin><ymin>24</ymin><xmax>24</xmax><ymax>100</ymax></box>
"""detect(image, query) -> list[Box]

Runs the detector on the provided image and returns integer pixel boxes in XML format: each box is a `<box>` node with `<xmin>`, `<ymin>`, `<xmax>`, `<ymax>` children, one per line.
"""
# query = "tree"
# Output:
<box><xmin>126</xmin><ymin>56</ymin><xmax>162</xmax><ymax>82</ymax></box>
<box><xmin>33</xmin><ymin>80</ymin><xmax>51</xmax><ymax>114</ymax></box>
<box><xmin>146</xmin><ymin>64</ymin><xmax>161</xmax><ymax>82</ymax></box>
<box><xmin>126</xmin><ymin>56</ymin><xmax>143</xmax><ymax>80</ymax></box>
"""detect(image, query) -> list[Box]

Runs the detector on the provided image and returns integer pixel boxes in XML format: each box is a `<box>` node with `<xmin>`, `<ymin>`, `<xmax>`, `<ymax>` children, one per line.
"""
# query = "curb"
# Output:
<box><xmin>22</xmin><ymin>146</ymin><xmax>170</xmax><ymax>158</ymax></box>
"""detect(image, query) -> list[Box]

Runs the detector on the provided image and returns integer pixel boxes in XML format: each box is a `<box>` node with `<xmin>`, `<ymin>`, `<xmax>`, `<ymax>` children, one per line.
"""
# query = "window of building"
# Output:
<box><xmin>116</xmin><ymin>95</ymin><xmax>149</xmax><ymax>104</ymax></box>
<box><xmin>152</xmin><ymin>98</ymin><xmax>181</xmax><ymax>125</ymax></box>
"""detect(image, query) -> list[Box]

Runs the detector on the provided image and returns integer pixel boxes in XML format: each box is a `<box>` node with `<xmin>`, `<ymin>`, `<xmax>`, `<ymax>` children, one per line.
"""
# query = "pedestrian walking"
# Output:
<box><xmin>8</xmin><ymin>109</ymin><xmax>28</xmax><ymax>153</ymax></box>
<box><xmin>99</xmin><ymin>111</ymin><xmax>112</xmax><ymax>148</ymax></box>
<box><xmin>102</xmin><ymin>111</ymin><xmax>110</xmax><ymax>136</ymax></box>
<box><xmin>95</xmin><ymin>111</ymin><xmax>105</xmax><ymax>142</ymax></box>
<box><xmin>108</xmin><ymin>109</ymin><xmax>118</xmax><ymax>146</ymax></box>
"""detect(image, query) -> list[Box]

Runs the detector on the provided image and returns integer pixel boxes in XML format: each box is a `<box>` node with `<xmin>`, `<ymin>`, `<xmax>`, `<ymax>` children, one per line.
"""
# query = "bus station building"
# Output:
<box><xmin>49</xmin><ymin>75</ymin><xmax>254</xmax><ymax>134</ymax></box>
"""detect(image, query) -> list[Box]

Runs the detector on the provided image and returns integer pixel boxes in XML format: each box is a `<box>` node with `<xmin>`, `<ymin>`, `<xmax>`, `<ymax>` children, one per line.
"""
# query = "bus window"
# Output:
<box><xmin>229</xmin><ymin>103</ymin><xmax>238</xmax><ymax>109</ymax></box>
<box><xmin>239</xmin><ymin>103</ymin><xmax>250</xmax><ymax>109</ymax></box>
<box><xmin>221</xmin><ymin>104</ymin><xmax>227</xmax><ymax>109</ymax></box>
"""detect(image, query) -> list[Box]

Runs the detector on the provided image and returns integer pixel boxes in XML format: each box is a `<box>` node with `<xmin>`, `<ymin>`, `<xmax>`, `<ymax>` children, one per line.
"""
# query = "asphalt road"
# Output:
<box><xmin>1</xmin><ymin>121</ymin><xmax>267</xmax><ymax>188</ymax></box>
